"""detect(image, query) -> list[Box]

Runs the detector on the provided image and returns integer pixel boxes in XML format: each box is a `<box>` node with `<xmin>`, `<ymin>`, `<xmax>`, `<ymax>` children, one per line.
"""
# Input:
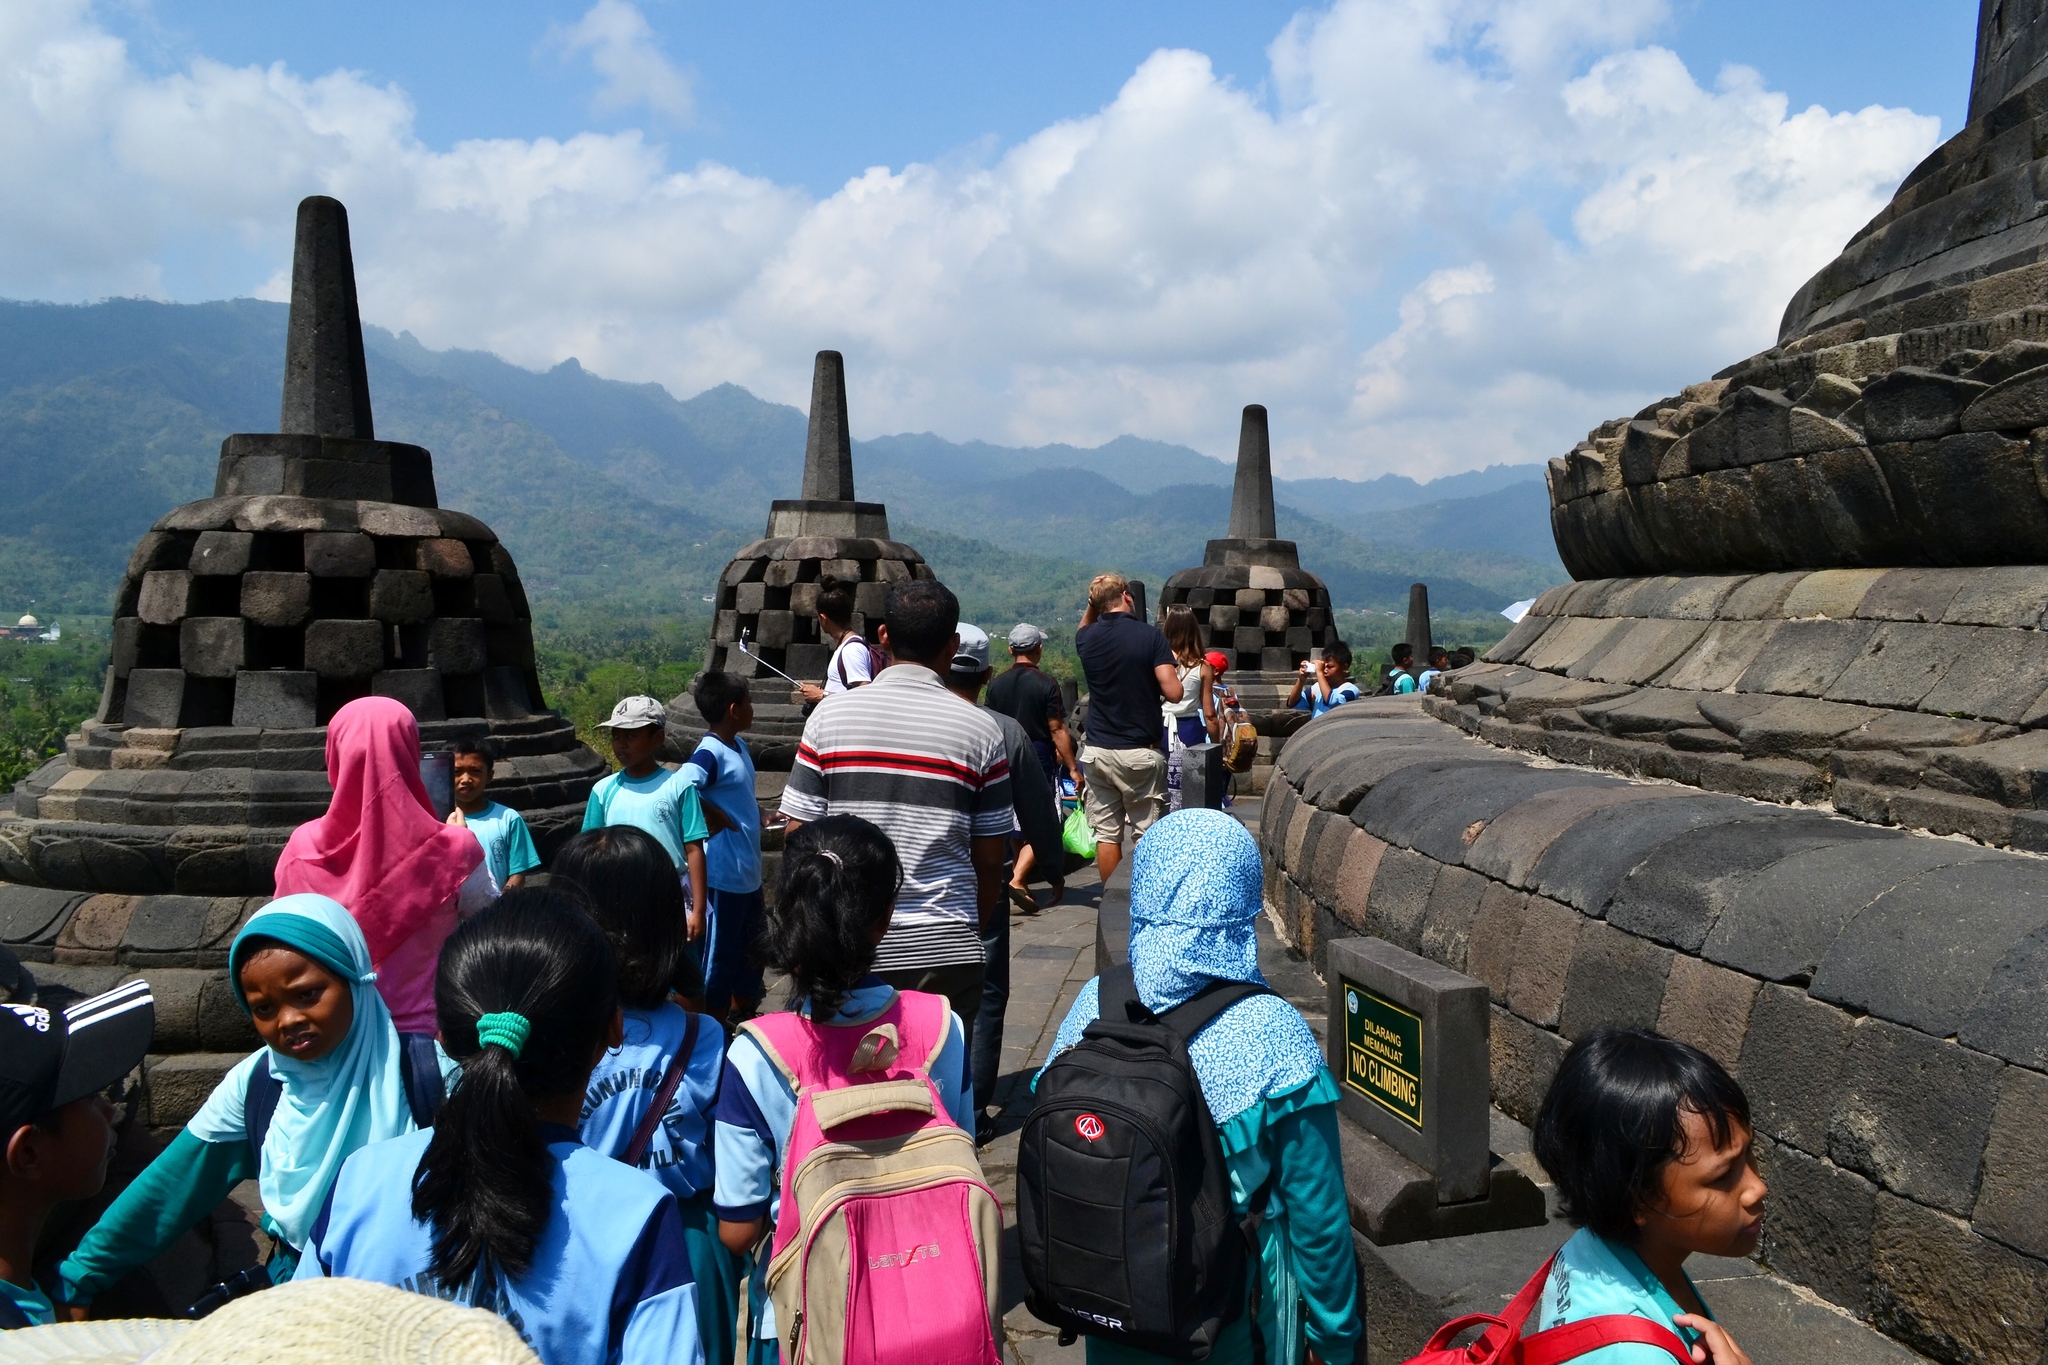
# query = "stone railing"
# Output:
<box><xmin>1261</xmin><ymin>700</ymin><xmax>2047</xmax><ymax>1365</ymax></box>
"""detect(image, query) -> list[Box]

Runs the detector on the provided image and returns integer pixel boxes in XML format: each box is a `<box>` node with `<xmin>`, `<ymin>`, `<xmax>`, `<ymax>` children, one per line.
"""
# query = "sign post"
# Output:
<box><xmin>1325</xmin><ymin>937</ymin><xmax>1545</xmax><ymax>1243</ymax></box>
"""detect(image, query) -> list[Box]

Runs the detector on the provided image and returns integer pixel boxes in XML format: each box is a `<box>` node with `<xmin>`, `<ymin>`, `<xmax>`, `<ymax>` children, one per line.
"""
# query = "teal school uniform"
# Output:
<box><xmin>300</xmin><ymin>1125</ymin><xmax>704</xmax><ymax>1365</ymax></box>
<box><xmin>463</xmin><ymin>800</ymin><xmax>541</xmax><ymax>888</ymax></box>
<box><xmin>582</xmin><ymin>767</ymin><xmax>711</xmax><ymax>872</ymax></box>
<box><xmin>581</xmin><ymin>1003</ymin><xmax>740</xmax><ymax>1365</ymax></box>
<box><xmin>0</xmin><ymin>1277</ymin><xmax>53</xmax><ymax>1328</ymax></box>
<box><xmin>1537</xmin><ymin>1227</ymin><xmax>1710</xmax><ymax>1363</ymax></box>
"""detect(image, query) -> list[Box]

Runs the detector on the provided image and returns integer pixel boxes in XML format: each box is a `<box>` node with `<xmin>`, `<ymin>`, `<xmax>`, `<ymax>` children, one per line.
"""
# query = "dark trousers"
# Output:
<box><xmin>874</xmin><ymin>960</ymin><xmax>987</xmax><ymax>1110</ymax></box>
<box><xmin>970</xmin><ymin>919</ymin><xmax>1010</xmax><ymax>1119</ymax></box>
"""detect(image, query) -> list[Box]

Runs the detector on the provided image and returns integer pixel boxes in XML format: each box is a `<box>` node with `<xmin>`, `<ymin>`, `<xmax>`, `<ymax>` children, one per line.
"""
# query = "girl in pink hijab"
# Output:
<box><xmin>273</xmin><ymin>697</ymin><xmax>495</xmax><ymax>1038</ymax></box>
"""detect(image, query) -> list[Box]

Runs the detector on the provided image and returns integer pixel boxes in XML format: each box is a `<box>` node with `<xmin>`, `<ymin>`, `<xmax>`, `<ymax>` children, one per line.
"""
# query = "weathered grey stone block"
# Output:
<box><xmin>1972</xmin><ymin>1064</ymin><xmax>2048</xmax><ymax>1260</ymax></box>
<box><xmin>1416</xmin><ymin>863</ymin><xmax>1487</xmax><ymax>973</ymax></box>
<box><xmin>416</xmin><ymin>538</ymin><xmax>474</xmax><ymax>578</ymax></box>
<box><xmin>1557</xmin><ymin>919</ymin><xmax>1672</xmax><ymax>1039</ymax></box>
<box><xmin>1654</xmin><ymin>955</ymin><xmax>1759</xmax><ymax>1068</ymax></box>
<box><xmin>1941</xmin><ymin>565</ymin><xmax>2048</xmax><ymax>628</ymax></box>
<box><xmin>122</xmin><ymin>670</ymin><xmax>186</xmax><ymax>729</ymax></box>
<box><xmin>1759</xmin><ymin>1141</ymin><xmax>1876</xmax><ymax>1315</ymax></box>
<box><xmin>230</xmin><ymin>671</ymin><xmax>317</xmax><ymax>729</ymax></box>
<box><xmin>138</xmin><ymin>571</ymin><xmax>193</xmax><ymax>626</ymax></box>
<box><xmin>372</xmin><ymin>669</ymin><xmax>445</xmax><ymax>722</ymax></box>
<box><xmin>1740</xmin><ymin>983</ymin><xmax>1851</xmax><ymax>1154</ymax></box>
<box><xmin>188</xmin><ymin>530</ymin><xmax>253</xmax><ymax>577</ymax></box>
<box><xmin>303</xmin><ymin>531</ymin><xmax>375</xmax><ymax>577</ymax></box>
<box><xmin>1463</xmin><ymin>882</ymin><xmax>1528</xmax><ymax>1005</ymax></box>
<box><xmin>427</xmin><ymin>618</ymin><xmax>486</xmax><ymax>674</ymax></box>
<box><xmin>1825</xmin><ymin>1018</ymin><xmax>2001</xmax><ymax>1217</ymax></box>
<box><xmin>1960</xmin><ymin>362</ymin><xmax>2048</xmax><ymax>431</ymax></box>
<box><xmin>1503</xmin><ymin>895</ymin><xmax>1577</xmax><ymax>1027</ymax></box>
<box><xmin>1489</xmin><ymin>1005</ymin><xmax>1567</xmax><ymax>1123</ymax></box>
<box><xmin>368</xmin><ymin>570</ymin><xmax>433</xmax><ymax>623</ymax></box>
<box><xmin>1961</xmin><ymin>916</ymin><xmax>2048</xmax><ymax>1072</ymax></box>
<box><xmin>239</xmin><ymin>572</ymin><xmax>311</xmax><ymax>628</ymax></box>
<box><xmin>753</xmin><ymin>609</ymin><xmax>795</xmax><ymax>649</ymax></box>
<box><xmin>303</xmin><ymin>619</ymin><xmax>385</xmax><ymax>678</ymax></box>
<box><xmin>1859</xmin><ymin>367</ymin><xmax>1986</xmax><ymax>442</ymax></box>
<box><xmin>472</xmin><ymin>573</ymin><xmax>515</xmax><ymax>623</ymax></box>
<box><xmin>1360</xmin><ymin>846</ymin><xmax>1437</xmax><ymax>951</ymax></box>
<box><xmin>179</xmin><ymin>618</ymin><xmax>249</xmax><ymax>678</ymax></box>
<box><xmin>1855</xmin><ymin>567</ymin><xmax>1965</xmax><ymax>622</ymax></box>
<box><xmin>1869</xmin><ymin>1191</ymin><xmax>2048</xmax><ymax>1365</ymax></box>
<box><xmin>1732</xmin><ymin>619</ymin><xmax>1875</xmax><ymax>696</ymax></box>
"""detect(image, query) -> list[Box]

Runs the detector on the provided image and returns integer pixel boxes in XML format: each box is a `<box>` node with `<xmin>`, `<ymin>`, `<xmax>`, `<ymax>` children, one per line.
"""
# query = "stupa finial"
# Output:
<box><xmin>279</xmin><ymin>196</ymin><xmax>374</xmax><ymax>440</ymax></box>
<box><xmin>1226</xmin><ymin>404</ymin><xmax>1277</xmax><ymax>540</ymax></box>
<box><xmin>800</xmin><ymin>351</ymin><xmax>855</xmax><ymax>501</ymax></box>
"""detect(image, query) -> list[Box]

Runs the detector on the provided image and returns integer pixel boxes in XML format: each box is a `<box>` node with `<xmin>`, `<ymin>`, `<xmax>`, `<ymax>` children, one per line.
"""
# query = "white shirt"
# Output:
<box><xmin>824</xmin><ymin>634</ymin><xmax>874</xmax><ymax>694</ymax></box>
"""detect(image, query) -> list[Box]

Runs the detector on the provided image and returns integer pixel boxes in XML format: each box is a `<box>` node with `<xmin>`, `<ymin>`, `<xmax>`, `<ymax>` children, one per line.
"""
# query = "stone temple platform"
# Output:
<box><xmin>1258</xmin><ymin>13</ymin><xmax>2048</xmax><ymax>1363</ymax></box>
<box><xmin>0</xmin><ymin>196</ymin><xmax>603</xmax><ymax>1098</ymax></box>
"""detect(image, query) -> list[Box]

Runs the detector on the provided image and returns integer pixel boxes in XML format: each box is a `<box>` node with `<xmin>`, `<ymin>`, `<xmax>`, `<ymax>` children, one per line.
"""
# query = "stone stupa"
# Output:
<box><xmin>667</xmin><ymin>351</ymin><xmax>933</xmax><ymax>768</ymax></box>
<box><xmin>1157</xmin><ymin>405</ymin><xmax>1341</xmax><ymax>724</ymax></box>
<box><xmin>1</xmin><ymin>196</ymin><xmax>602</xmax><ymax>1037</ymax></box>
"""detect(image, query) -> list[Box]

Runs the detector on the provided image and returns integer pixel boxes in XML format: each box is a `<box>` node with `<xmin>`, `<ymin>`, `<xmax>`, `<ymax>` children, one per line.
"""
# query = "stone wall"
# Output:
<box><xmin>1261</xmin><ymin>700</ymin><xmax>2048</xmax><ymax>1365</ymax></box>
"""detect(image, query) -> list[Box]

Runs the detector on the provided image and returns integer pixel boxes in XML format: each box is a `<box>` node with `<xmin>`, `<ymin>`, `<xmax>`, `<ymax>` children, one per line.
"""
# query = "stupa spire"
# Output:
<box><xmin>1226</xmin><ymin>404</ymin><xmax>1277</xmax><ymax>540</ymax></box>
<box><xmin>800</xmin><ymin>351</ymin><xmax>855</xmax><ymax>501</ymax></box>
<box><xmin>279</xmin><ymin>196</ymin><xmax>374</xmax><ymax>440</ymax></box>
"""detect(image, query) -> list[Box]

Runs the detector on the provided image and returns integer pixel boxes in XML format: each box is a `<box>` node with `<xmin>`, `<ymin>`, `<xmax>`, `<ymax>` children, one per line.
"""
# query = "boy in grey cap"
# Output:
<box><xmin>581</xmin><ymin>695</ymin><xmax>712</xmax><ymax>945</ymax></box>
<box><xmin>987</xmin><ymin>623</ymin><xmax>1081</xmax><ymax>902</ymax></box>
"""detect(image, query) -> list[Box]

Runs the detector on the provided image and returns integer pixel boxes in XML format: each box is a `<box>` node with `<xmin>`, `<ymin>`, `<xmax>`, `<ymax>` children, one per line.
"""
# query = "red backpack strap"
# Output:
<box><xmin>1415</xmin><ymin>1255</ymin><xmax>1555</xmax><ymax>1359</ymax></box>
<box><xmin>622</xmin><ymin>1012</ymin><xmax>701</xmax><ymax>1167</ymax></box>
<box><xmin>1519</xmin><ymin>1316</ymin><xmax>1694</xmax><ymax>1365</ymax></box>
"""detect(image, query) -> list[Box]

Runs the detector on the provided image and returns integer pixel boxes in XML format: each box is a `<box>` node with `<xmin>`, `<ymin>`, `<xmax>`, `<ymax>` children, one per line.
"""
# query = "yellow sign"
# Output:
<box><xmin>1341</xmin><ymin>978</ymin><xmax>1423</xmax><ymax>1129</ymax></box>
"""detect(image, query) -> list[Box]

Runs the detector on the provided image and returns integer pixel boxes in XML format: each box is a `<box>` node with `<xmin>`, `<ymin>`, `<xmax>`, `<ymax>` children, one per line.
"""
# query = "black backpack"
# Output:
<box><xmin>1018</xmin><ymin>964</ymin><xmax>1275</xmax><ymax>1360</ymax></box>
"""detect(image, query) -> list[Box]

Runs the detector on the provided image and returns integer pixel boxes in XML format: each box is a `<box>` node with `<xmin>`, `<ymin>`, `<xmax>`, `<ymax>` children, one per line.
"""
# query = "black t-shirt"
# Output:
<box><xmin>1076</xmin><ymin>612</ymin><xmax>1174</xmax><ymax>751</ymax></box>
<box><xmin>986</xmin><ymin>662</ymin><xmax>1064</xmax><ymax>748</ymax></box>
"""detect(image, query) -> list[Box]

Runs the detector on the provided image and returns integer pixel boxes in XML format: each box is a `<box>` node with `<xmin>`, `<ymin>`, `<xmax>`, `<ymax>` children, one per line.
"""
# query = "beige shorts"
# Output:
<box><xmin>1081</xmin><ymin>745</ymin><xmax>1168</xmax><ymax>846</ymax></box>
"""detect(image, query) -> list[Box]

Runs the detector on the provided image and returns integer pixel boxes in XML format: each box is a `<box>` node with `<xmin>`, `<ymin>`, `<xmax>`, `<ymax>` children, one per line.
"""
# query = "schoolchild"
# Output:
<box><xmin>57</xmin><ymin>897</ymin><xmax>449</xmax><ymax>1308</ymax></box>
<box><xmin>679</xmin><ymin>670</ymin><xmax>766</xmax><ymax>1027</ymax></box>
<box><xmin>554</xmin><ymin>826</ymin><xmax>741</xmax><ymax>1365</ymax></box>
<box><xmin>583</xmin><ymin>695</ymin><xmax>711</xmax><ymax>944</ymax></box>
<box><xmin>447</xmin><ymin>739</ymin><xmax>540</xmax><ymax>890</ymax></box>
<box><xmin>298</xmin><ymin>890</ymin><xmax>705</xmax><ymax>1365</ymax></box>
<box><xmin>711</xmin><ymin>815</ymin><xmax>973</xmax><ymax>1365</ymax></box>
<box><xmin>1530</xmin><ymin>1027</ymin><xmax>1766</xmax><ymax>1365</ymax></box>
<box><xmin>0</xmin><ymin>981</ymin><xmax>154</xmax><ymax>1328</ymax></box>
<box><xmin>1039</xmin><ymin>809</ymin><xmax>1361</xmax><ymax>1365</ymax></box>
<box><xmin>1287</xmin><ymin>641</ymin><xmax>1360</xmax><ymax>718</ymax></box>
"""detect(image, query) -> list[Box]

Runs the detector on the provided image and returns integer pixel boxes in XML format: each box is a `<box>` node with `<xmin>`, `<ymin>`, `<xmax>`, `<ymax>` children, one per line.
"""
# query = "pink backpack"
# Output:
<box><xmin>741</xmin><ymin>990</ymin><xmax>1002</xmax><ymax>1365</ymax></box>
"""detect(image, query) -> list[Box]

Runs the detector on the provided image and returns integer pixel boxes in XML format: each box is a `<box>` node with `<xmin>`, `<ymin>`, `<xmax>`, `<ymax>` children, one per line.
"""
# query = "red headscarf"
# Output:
<box><xmin>272</xmin><ymin>696</ymin><xmax>484</xmax><ymax>963</ymax></box>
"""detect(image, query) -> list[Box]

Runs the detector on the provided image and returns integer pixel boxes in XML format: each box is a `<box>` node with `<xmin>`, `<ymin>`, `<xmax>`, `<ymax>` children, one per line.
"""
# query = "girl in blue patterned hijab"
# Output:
<box><xmin>1043</xmin><ymin>808</ymin><xmax>1361</xmax><ymax>1365</ymax></box>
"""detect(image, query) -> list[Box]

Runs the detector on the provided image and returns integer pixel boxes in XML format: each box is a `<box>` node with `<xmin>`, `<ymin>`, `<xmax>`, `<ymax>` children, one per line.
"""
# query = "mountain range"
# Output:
<box><xmin>0</xmin><ymin>297</ymin><xmax>1565</xmax><ymax>625</ymax></box>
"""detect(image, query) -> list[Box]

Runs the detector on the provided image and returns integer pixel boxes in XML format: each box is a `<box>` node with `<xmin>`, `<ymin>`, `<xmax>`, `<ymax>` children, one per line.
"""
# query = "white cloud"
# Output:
<box><xmin>546</xmin><ymin>0</ymin><xmax>694</xmax><ymax>123</ymax></box>
<box><xmin>0</xmin><ymin>0</ymin><xmax>1941</xmax><ymax>481</ymax></box>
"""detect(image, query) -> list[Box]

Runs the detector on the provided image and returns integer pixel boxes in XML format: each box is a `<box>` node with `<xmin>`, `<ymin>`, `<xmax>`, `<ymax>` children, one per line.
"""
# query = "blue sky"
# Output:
<box><xmin>0</xmin><ymin>2</ymin><xmax>1980</xmax><ymax>477</ymax></box>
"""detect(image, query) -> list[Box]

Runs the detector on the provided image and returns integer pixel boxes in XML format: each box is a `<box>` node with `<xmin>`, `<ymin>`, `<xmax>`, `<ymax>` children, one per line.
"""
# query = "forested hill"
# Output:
<box><xmin>0</xmin><ymin>297</ymin><xmax>1564</xmax><ymax>623</ymax></box>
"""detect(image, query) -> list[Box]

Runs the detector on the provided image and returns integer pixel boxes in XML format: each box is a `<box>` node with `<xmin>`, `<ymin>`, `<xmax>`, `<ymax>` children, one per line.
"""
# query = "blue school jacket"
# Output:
<box><xmin>298</xmin><ymin>1124</ymin><xmax>704</xmax><ymax>1365</ymax></box>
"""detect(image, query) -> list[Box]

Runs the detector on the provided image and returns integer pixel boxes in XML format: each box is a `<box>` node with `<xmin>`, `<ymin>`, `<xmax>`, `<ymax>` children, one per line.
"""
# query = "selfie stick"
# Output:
<box><xmin>736</xmin><ymin>629</ymin><xmax>805</xmax><ymax>687</ymax></box>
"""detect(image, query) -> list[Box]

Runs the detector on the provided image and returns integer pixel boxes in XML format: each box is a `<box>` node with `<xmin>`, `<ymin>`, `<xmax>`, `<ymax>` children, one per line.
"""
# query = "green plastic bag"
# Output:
<box><xmin>1062</xmin><ymin>804</ymin><xmax>1096</xmax><ymax>859</ymax></box>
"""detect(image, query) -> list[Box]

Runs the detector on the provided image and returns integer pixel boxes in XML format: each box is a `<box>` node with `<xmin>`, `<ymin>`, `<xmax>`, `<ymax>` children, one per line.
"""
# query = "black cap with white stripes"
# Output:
<box><xmin>0</xmin><ymin>979</ymin><xmax>154</xmax><ymax>1134</ymax></box>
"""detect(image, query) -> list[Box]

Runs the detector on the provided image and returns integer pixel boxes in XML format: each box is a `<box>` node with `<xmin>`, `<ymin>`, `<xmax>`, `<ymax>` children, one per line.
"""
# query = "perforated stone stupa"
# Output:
<box><xmin>1</xmin><ymin>198</ymin><xmax>602</xmax><ymax>1024</ymax></box>
<box><xmin>669</xmin><ymin>351</ymin><xmax>932</xmax><ymax>766</ymax></box>
<box><xmin>1157</xmin><ymin>404</ymin><xmax>1340</xmax><ymax>692</ymax></box>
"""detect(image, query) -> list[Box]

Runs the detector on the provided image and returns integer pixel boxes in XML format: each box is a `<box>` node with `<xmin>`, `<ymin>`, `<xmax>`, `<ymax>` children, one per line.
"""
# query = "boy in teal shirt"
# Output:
<box><xmin>583</xmin><ymin>695</ymin><xmax>711</xmax><ymax>942</ymax></box>
<box><xmin>446</xmin><ymin>740</ymin><xmax>540</xmax><ymax>889</ymax></box>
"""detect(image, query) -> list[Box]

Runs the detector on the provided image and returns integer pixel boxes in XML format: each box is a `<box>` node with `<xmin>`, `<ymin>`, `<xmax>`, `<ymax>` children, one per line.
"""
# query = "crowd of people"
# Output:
<box><xmin>0</xmin><ymin>574</ymin><xmax>1761</xmax><ymax>1365</ymax></box>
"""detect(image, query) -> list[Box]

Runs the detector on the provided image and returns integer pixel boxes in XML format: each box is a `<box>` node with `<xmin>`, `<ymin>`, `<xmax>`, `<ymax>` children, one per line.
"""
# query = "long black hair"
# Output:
<box><xmin>551</xmin><ymin>825</ymin><xmax>701</xmax><ymax>1008</ymax></box>
<box><xmin>762</xmin><ymin>815</ymin><xmax>901</xmax><ymax>1017</ymax></box>
<box><xmin>1532</xmin><ymin>1026</ymin><xmax>1751</xmax><ymax>1243</ymax></box>
<box><xmin>411</xmin><ymin>889</ymin><xmax>619</xmax><ymax>1285</ymax></box>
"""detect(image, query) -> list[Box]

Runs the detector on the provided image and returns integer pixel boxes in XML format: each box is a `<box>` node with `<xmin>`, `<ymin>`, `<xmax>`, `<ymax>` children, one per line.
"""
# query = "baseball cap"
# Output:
<box><xmin>1007</xmin><ymin>623</ymin><xmax>1046</xmax><ymax>651</ymax></box>
<box><xmin>952</xmin><ymin>623</ymin><xmax>992</xmax><ymax>674</ymax></box>
<box><xmin>1205</xmin><ymin>651</ymin><xmax>1229</xmax><ymax>672</ymax></box>
<box><xmin>1</xmin><ymin>979</ymin><xmax>155</xmax><ymax>1133</ymax></box>
<box><xmin>597</xmin><ymin>695</ymin><xmax>667</xmax><ymax>729</ymax></box>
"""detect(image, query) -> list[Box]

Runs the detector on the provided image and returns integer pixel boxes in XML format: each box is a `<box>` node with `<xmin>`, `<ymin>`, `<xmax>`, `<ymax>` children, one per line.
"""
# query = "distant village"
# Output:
<box><xmin>1</xmin><ymin>613</ymin><xmax>58</xmax><ymax>643</ymax></box>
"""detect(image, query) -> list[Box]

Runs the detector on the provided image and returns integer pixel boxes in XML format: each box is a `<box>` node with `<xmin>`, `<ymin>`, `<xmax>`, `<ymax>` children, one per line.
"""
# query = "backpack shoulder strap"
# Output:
<box><xmin>244</xmin><ymin>1053</ymin><xmax>282</xmax><ymax>1168</ymax></box>
<box><xmin>398</xmin><ymin>1032</ymin><xmax>448</xmax><ymax>1129</ymax></box>
<box><xmin>1096</xmin><ymin>962</ymin><xmax>1142</xmax><ymax>1024</ymax></box>
<box><xmin>624</xmin><ymin>1012</ymin><xmax>701</xmax><ymax>1166</ymax></box>
<box><xmin>1155</xmin><ymin>979</ymin><xmax>1271</xmax><ymax>1042</ymax></box>
<box><xmin>738</xmin><ymin>1012</ymin><xmax>808</xmax><ymax>1094</ymax></box>
<box><xmin>1520</xmin><ymin>1315</ymin><xmax>1695</xmax><ymax>1365</ymax></box>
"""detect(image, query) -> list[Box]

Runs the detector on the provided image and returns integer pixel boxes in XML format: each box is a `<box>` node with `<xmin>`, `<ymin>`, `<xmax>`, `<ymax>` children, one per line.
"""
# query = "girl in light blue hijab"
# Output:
<box><xmin>1043</xmin><ymin>809</ymin><xmax>1362</xmax><ymax>1365</ymax></box>
<box><xmin>56</xmin><ymin>895</ymin><xmax>453</xmax><ymax>1308</ymax></box>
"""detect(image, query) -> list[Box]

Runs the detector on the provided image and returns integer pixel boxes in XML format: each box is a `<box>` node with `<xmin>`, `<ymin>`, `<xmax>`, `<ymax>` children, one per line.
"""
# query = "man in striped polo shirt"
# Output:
<box><xmin>780</xmin><ymin>578</ymin><xmax>1013</xmax><ymax>1062</ymax></box>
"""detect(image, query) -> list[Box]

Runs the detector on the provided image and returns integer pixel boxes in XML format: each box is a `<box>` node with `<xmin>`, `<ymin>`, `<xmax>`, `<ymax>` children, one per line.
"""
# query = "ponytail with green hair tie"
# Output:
<box><xmin>476</xmin><ymin>1010</ymin><xmax>531</xmax><ymax>1058</ymax></box>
